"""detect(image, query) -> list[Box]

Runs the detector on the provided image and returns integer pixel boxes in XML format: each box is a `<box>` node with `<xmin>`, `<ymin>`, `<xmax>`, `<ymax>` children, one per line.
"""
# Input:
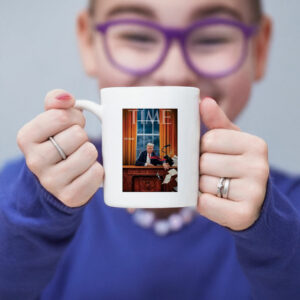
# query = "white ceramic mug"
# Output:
<box><xmin>75</xmin><ymin>86</ymin><xmax>200</xmax><ymax>208</ymax></box>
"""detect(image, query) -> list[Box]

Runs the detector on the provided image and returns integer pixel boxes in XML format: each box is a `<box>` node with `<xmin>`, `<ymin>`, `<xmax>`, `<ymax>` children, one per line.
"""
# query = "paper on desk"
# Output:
<box><xmin>168</xmin><ymin>168</ymin><xmax>177</xmax><ymax>176</ymax></box>
<box><xmin>172</xmin><ymin>155</ymin><xmax>178</xmax><ymax>166</ymax></box>
<box><xmin>162</xmin><ymin>174</ymin><xmax>172</xmax><ymax>184</ymax></box>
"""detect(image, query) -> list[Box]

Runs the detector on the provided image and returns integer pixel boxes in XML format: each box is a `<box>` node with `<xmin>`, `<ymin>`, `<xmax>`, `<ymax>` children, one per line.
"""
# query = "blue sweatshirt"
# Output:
<box><xmin>0</xmin><ymin>139</ymin><xmax>300</xmax><ymax>300</ymax></box>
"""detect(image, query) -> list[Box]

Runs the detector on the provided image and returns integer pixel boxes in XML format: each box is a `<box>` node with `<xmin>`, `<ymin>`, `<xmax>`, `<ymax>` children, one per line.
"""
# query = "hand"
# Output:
<box><xmin>197</xmin><ymin>98</ymin><xmax>269</xmax><ymax>231</ymax></box>
<box><xmin>163</xmin><ymin>162</ymin><xmax>170</xmax><ymax>170</ymax></box>
<box><xmin>146</xmin><ymin>163</ymin><xmax>154</xmax><ymax>166</ymax></box>
<box><xmin>17</xmin><ymin>89</ymin><xmax>104</xmax><ymax>208</ymax></box>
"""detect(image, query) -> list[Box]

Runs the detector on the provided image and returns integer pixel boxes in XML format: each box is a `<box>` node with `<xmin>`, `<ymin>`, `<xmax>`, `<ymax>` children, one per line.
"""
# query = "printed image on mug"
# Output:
<box><xmin>123</xmin><ymin>108</ymin><xmax>178</xmax><ymax>192</ymax></box>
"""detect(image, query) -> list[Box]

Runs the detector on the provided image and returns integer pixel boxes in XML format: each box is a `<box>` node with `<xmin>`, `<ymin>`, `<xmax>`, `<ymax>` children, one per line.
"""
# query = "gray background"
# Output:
<box><xmin>0</xmin><ymin>1</ymin><xmax>299</xmax><ymax>173</ymax></box>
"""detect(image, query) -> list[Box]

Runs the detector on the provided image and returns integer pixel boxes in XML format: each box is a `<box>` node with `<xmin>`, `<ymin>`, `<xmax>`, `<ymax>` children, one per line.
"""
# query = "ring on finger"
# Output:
<box><xmin>49</xmin><ymin>136</ymin><xmax>67</xmax><ymax>160</ymax></box>
<box><xmin>217</xmin><ymin>177</ymin><xmax>225</xmax><ymax>198</ymax></box>
<box><xmin>222</xmin><ymin>178</ymin><xmax>230</xmax><ymax>199</ymax></box>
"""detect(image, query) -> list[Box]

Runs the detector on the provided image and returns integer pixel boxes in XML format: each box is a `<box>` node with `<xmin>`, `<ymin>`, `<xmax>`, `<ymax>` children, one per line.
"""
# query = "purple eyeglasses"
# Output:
<box><xmin>94</xmin><ymin>18</ymin><xmax>257</xmax><ymax>79</ymax></box>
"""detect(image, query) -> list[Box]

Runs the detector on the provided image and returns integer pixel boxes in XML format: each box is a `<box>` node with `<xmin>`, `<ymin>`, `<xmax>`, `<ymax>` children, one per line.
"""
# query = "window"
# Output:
<box><xmin>136</xmin><ymin>109</ymin><xmax>160</xmax><ymax>158</ymax></box>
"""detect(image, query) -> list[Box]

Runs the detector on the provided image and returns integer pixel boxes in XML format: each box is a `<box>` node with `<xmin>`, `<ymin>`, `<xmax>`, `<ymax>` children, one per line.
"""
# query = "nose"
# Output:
<box><xmin>150</xmin><ymin>40</ymin><xmax>198</xmax><ymax>86</ymax></box>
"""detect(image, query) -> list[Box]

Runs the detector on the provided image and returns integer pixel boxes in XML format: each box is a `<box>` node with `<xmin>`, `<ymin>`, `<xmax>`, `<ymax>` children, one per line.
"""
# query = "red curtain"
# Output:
<box><xmin>123</xmin><ymin>109</ymin><xmax>137</xmax><ymax>165</ymax></box>
<box><xmin>159</xmin><ymin>109</ymin><xmax>177</xmax><ymax>159</ymax></box>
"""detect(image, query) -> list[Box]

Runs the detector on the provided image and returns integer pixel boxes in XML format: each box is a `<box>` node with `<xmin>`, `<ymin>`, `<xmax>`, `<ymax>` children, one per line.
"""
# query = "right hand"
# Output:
<box><xmin>17</xmin><ymin>89</ymin><xmax>104</xmax><ymax>208</ymax></box>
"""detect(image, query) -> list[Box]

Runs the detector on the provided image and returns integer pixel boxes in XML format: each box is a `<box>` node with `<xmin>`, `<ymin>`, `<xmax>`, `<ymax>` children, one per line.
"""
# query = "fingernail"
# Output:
<box><xmin>56</xmin><ymin>93</ymin><xmax>72</xmax><ymax>101</ymax></box>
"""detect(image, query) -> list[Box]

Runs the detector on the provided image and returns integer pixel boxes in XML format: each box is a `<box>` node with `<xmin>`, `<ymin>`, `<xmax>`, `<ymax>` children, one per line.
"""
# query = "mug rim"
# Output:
<box><xmin>101</xmin><ymin>86</ymin><xmax>200</xmax><ymax>93</ymax></box>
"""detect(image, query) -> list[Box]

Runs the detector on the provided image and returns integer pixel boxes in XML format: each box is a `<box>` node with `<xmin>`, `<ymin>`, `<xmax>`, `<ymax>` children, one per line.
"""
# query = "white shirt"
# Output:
<box><xmin>145</xmin><ymin>152</ymin><xmax>151</xmax><ymax>166</ymax></box>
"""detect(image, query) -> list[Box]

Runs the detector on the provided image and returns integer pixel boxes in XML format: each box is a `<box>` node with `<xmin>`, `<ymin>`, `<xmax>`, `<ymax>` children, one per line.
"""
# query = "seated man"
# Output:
<box><xmin>135</xmin><ymin>143</ymin><xmax>170</xmax><ymax>170</ymax></box>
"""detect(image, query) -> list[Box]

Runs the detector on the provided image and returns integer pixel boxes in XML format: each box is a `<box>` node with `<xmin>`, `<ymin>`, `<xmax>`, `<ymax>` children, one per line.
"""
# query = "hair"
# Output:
<box><xmin>147</xmin><ymin>143</ymin><xmax>154</xmax><ymax>147</ymax></box>
<box><xmin>251</xmin><ymin>0</ymin><xmax>263</xmax><ymax>23</ymax></box>
<box><xmin>88</xmin><ymin>0</ymin><xmax>96</xmax><ymax>16</ymax></box>
<box><xmin>88</xmin><ymin>0</ymin><xmax>263</xmax><ymax>23</ymax></box>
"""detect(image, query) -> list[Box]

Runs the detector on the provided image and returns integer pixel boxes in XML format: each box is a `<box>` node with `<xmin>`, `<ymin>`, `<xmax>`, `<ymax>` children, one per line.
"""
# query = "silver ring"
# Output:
<box><xmin>222</xmin><ymin>178</ymin><xmax>230</xmax><ymax>199</ymax></box>
<box><xmin>49</xmin><ymin>136</ymin><xmax>67</xmax><ymax>160</ymax></box>
<box><xmin>217</xmin><ymin>177</ymin><xmax>225</xmax><ymax>198</ymax></box>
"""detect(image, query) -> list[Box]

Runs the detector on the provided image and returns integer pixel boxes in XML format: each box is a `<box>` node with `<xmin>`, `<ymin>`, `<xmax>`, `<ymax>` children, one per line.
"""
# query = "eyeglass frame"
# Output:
<box><xmin>94</xmin><ymin>17</ymin><xmax>258</xmax><ymax>79</ymax></box>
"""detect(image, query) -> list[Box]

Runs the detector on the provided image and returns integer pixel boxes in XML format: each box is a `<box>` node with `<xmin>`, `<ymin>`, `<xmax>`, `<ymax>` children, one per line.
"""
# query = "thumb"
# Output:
<box><xmin>200</xmin><ymin>97</ymin><xmax>240</xmax><ymax>131</ymax></box>
<box><xmin>44</xmin><ymin>89</ymin><xmax>75</xmax><ymax>111</ymax></box>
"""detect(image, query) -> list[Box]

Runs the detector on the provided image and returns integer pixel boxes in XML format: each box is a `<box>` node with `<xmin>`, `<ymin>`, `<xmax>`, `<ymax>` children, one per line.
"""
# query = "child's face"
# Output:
<box><xmin>77</xmin><ymin>0</ymin><xmax>271</xmax><ymax>121</ymax></box>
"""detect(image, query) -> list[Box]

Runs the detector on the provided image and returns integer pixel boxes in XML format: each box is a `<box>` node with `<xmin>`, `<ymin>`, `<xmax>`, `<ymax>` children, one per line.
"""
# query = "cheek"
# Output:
<box><xmin>215</xmin><ymin>51</ymin><xmax>256</xmax><ymax>121</ymax></box>
<box><xmin>93</xmin><ymin>37</ymin><xmax>140</xmax><ymax>88</ymax></box>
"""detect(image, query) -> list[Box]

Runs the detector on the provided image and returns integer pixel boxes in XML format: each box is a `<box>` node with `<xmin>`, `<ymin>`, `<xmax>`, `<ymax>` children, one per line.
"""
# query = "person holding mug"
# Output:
<box><xmin>135</xmin><ymin>143</ymin><xmax>170</xmax><ymax>169</ymax></box>
<box><xmin>0</xmin><ymin>0</ymin><xmax>300</xmax><ymax>299</ymax></box>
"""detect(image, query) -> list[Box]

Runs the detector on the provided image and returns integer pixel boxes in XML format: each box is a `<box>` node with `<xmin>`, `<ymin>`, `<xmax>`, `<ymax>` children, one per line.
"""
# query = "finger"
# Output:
<box><xmin>199</xmin><ymin>175</ymin><xmax>264</xmax><ymax>204</ymax></box>
<box><xmin>197</xmin><ymin>192</ymin><xmax>258</xmax><ymax>231</ymax></box>
<box><xmin>21</xmin><ymin>108</ymin><xmax>86</xmax><ymax>145</ymax></box>
<box><xmin>200</xmin><ymin>152</ymin><xmax>243</xmax><ymax>178</ymax></box>
<box><xmin>199</xmin><ymin>175</ymin><xmax>241</xmax><ymax>202</ymax></box>
<box><xmin>197</xmin><ymin>192</ymin><xmax>240</xmax><ymax>228</ymax></box>
<box><xmin>199</xmin><ymin>97</ymin><xmax>240</xmax><ymax>131</ymax></box>
<box><xmin>36</xmin><ymin>124</ymin><xmax>89</xmax><ymax>165</ymax></box>
<box><xmin>59</xmin><ymin>162</ymin><xmax>104</xmax><ymax>207</ymax></box>
<box><xmin>48</xmin><ymin>142</ymin><xmax>98</xmax><ymax>187</ymax></box>
<box><xmin>44</xmin><ymin>89</ymin><xmax>75</xmax><ymax>110</ymax></box>
<box><xmin>201</xmin><ymin>129</ymin><xmax>254</xmax><ymax>155</ymax></box>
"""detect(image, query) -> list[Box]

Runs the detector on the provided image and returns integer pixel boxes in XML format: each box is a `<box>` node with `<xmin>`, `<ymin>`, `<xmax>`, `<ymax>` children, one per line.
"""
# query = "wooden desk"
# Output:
<box><xmin>123</xmin><ymin>166</ymin><xmax>178</xmax><ymax>192</ymax></box>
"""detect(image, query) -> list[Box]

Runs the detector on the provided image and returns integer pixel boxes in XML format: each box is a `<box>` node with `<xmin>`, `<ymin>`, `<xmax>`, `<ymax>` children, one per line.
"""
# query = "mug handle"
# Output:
<box><xmin>74</xmin><ymin>100</ymin><xmax>103</xmax><ymax>121</ymax></box>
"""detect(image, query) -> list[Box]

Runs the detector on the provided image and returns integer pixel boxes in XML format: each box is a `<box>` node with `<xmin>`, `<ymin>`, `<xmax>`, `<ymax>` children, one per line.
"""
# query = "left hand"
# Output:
<box><xmin>198</xmin><ymin>97</ymin><xmax>270</xmax><ymax>231</ymax></box>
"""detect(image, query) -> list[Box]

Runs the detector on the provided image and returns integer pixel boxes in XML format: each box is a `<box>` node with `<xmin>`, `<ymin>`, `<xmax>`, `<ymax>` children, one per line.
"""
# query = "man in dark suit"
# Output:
<box><xmin>135</xmin><ymin>143</ymin><xmax>170</xmax><ymax>170</ymax></box>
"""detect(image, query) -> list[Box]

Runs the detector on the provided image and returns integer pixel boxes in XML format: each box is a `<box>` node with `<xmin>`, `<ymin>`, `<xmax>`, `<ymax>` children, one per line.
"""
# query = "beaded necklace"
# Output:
<box><xmin>130</xmin><ymin>207</ymin><xmax>197</xmax><ymax>236</ymax></box>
